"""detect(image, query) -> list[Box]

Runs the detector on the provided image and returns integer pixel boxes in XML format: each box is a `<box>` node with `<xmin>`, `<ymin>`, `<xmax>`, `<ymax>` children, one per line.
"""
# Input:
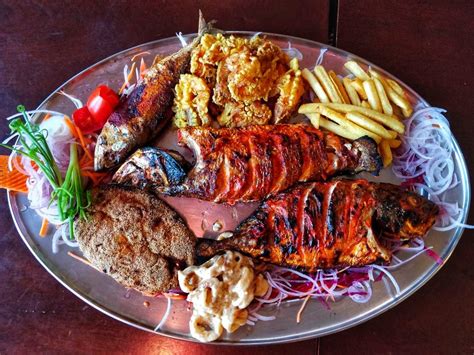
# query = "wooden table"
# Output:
<box><xmin>0</xmin><ymin>1</ymin><xmax>472</xmax><ymax>353</ymax></box>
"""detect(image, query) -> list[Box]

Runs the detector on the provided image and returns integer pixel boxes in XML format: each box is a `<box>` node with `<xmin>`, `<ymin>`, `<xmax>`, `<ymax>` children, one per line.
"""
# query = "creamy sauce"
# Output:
<box><xmin>178</xmin><ymin>251</ymin><xmax>268</xmax><ymax>342</ymax></box>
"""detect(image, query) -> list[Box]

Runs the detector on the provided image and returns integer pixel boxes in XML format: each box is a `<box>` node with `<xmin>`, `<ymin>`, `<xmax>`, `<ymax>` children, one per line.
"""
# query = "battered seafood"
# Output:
<box><xmin>173</xmin><ymin>34</ymin><xmax>305</xmax><ymax>128</ymax></box>
<box><xmin>197</xmin><ymin>179</ymin><xmax>439</xmax><ymax>271</ymax></box>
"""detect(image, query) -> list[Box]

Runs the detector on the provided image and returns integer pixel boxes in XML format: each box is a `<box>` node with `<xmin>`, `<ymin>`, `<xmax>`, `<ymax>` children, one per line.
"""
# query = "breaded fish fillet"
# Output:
<box><xmin>74</xmin><ymin>185</ymin><xmax>195</xmax><ymax>294</ymax></box>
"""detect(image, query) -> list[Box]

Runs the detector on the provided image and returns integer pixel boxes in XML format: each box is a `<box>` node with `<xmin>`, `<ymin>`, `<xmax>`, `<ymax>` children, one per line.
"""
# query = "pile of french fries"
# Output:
<box><xmin>299</xmin><ymin>61</ymin><xmax>413</xmax><ymax>167</ymax></box>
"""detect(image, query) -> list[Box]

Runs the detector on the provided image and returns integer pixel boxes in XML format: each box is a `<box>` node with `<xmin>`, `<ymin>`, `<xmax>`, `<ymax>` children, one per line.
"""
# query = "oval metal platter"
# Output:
<box><xmin>7</xmin><ymin>32</ymin><xmax>471</xmax><ymax>345</ymax></box>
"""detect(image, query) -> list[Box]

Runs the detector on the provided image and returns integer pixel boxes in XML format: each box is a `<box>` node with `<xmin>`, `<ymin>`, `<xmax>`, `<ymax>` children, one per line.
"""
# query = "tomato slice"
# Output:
<box><xmin>86</xmin><ymin>85</ymin><xmax>120</xmax><ymax>125</ymax></box>
<box><xmin>87</xmin><ymin>95</ymin><xmax>114</xmax><ymax>126</ymax></box>
<box><xmin>94</xmin><ymin>85</ymin><xmax>120</xmax><ymax>107</ymax></box>
<box><xmin>72</xmin><ymin>107</ymin><xmax>102</xmax><ymax>134</ymax></box>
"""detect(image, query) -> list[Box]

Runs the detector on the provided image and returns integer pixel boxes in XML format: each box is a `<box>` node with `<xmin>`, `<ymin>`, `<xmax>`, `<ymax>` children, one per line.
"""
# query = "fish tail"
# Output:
<box><xmin>196</xmin><ymin>238</ymin><xmax>228</xmax><ymax>262</ymax></box>
<box><xmin>197</xmin><ymin>10</ymin><xmax>216</xmax><ymax>36</ymax></box>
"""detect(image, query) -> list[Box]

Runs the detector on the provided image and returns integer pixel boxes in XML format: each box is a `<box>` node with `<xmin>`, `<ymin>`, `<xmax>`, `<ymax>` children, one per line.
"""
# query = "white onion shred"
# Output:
<box><xmin>154</xmin><ymin>296</ymin><xmax>172</xmax><ymax>331</ymax></box>
<box><xmin>282</xmin><ymin>42</ymin><xmax>303</xmax><ymax>60</ymax></box>
<box><xmin>176</xmin><ymin>32</ymin><xmax>187</xmax><ymax>47</ymax></box>
<box><xmin>58</xmin><ymin>90</ymin><xmax>83</xmax><ymax>109</ymax></box>
<box><xmin>51</xmin><ymin>220</ymin><xmax>79</xmax><ymax>254</ymax></box>
<box><xmin>315</xmin><ymin>48</ymin><xmax>328</xmax><ymax>66</ymax></box>
<box><xmin>392</xmin><ymin>106</ymin><xmax>473</xmax><ymax>231</ymax></box>
<box><xmin>250</xmin><ymin>32</ymin><xmax>262</xmax><ymax>41</ymax></box>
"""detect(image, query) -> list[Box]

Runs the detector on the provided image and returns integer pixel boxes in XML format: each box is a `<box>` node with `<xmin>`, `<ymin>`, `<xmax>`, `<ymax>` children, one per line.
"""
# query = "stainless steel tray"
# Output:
<box><xmin>7</xmin><ymin>32</ymin><xmax>471</xmax><ymax>345</ymax></box>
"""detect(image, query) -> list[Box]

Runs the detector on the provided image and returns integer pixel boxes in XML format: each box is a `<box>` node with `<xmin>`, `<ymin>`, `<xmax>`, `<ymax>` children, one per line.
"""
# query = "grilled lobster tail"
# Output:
<box><xmin>197</xmin><ymin>179</ymin><xmax>439</xmax><ymax>271</ymax></box>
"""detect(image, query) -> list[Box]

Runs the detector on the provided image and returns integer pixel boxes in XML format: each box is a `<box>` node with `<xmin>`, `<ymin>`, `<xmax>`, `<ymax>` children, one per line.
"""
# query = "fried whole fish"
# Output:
<box><xmin>197</xmin><ymin>179</ymin><xmax>439</xmax><ymax>271</ymax></box>
<box><xmin>94</xmin><ymin>12</ymin><xmax>212</xmax><ymax>170</ymax></box>
<box><xmin>112</xmin><ymin>124</ymin><xmax>382</xmax><ymax>204</ymax></box>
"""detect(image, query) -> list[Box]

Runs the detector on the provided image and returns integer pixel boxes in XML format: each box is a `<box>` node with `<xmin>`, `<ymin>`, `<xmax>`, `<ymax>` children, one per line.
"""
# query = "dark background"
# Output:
<box><xmin>0</xmin><ymin>0</ymin><xmax>473</xmax><ymax>353</ymax></box>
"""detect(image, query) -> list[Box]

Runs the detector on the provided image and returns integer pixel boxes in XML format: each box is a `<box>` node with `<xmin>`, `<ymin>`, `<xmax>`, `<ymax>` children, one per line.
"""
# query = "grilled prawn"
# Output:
<box><xmin>197</xmin><ymin>179</ymin><xmax>439</xmax><ymax>271</ymax></box>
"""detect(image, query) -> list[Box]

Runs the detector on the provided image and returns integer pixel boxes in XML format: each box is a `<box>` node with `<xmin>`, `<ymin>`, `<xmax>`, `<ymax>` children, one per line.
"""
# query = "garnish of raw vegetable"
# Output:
<box><xmin>1</xmin><ymin>105</ymin><xmax>90</xmax><ymax>239</ymax></box>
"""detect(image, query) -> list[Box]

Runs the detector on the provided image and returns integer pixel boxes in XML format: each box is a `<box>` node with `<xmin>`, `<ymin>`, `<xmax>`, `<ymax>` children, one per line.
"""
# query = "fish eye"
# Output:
<box><xmin>407</xmin><ymin>196</ymin><xmax>419</xmax><ymax>206</ymax></box>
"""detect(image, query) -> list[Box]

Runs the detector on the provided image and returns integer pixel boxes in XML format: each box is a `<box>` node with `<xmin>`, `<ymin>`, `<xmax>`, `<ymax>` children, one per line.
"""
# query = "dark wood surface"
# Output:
<box><xmin>0</xmin><ymin>1</ymin><xmax>472</xmax><ymax>353</ymax></box>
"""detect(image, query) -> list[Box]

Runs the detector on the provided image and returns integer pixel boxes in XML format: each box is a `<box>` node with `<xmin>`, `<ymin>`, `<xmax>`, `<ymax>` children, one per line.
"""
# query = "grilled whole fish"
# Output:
<box><xmin>197</xmin><ymin>179</ymin><xmax>439</xmax><ymax>271</ymax></box>
<box><xmin>113</xmin><ymin>147</ymin><xmax>189</xmax><ymax>189</ymax></box>
<box><xmin>94</xmin><ymin>12</ymin><xmax>211</xmax><ymax>170</ymax></box>
<box><xmin>112</xmin><ymin>124</ymin><xmax>382</xmax><ymax>204</ymax></box>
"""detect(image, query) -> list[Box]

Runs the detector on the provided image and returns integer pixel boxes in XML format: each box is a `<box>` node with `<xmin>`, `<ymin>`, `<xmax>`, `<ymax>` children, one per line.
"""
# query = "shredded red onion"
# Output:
<box><xmin>392</xmin><ymin>106</ymin><xmax>473</xmax><ymax>231</ymax></box>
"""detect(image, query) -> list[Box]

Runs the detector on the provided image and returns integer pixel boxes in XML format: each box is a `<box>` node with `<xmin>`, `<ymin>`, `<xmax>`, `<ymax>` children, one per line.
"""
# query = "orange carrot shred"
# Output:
<box><xmin>39</xmin><ymin>218</ymin><xmax>49</xmax><ymax>237</ymax></box>
<box><xmin>119</xmin><ymin>62</ymin><xmax>136</xmax><ymax>95</ymax></box>
<box><xmin>0</xmin><ymin>155</ymin><xmax>28</xmax><ymax>193</ymax></box>
<box><xmin>131</xmin><ymin>51</ymin><xmax>150</xmax><ymax>62</ymax></box>
<box><xmin>140</xmin><ymin>58</ymin><xmax>147</xmax><ymax>78</ymax></box>
<box><xmin>64</xmin><ymin>117</ymin><xmax>93</xmax><ymax>160</ymax></box>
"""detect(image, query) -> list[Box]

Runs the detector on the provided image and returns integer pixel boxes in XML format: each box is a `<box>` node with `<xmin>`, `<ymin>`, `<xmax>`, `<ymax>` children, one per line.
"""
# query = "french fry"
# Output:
<box><xmin>298</xmin><ymin>102</ymin><xmax>405</xmax><ymax>134</ymax></box>
<box><xmin>361</xmin><ymin>100</ymin><xmax>371</xmax><ymax>108</ymax></box>
<box><xmin>345</xmin><ymin>112</ymin><xmax>394</xmax><ymax>139</ymax></box>
<box><xmin>350</xmin><ymin>78</ymin><xmax>368</xmax><ymax>100</ymax></box>
<box><xmin>402</xmin><ymin>106</ymin><xmax>414</xmax><ymax>118</ymax></box>
<box><xmin>305</xmin><ymin>112</ymin><xmax>320</xmax><ymax>129</ymax></box>
<box><xmin>314</xmin><ymin>106</ymin><xmax>381</xmax><ymax>143</ymax></box>
<box><xmin>328</xmin><ymin>71</ymin><xmax>350</xmax><ymax>104</ymax></box>
<box><xmin>343</xmin><ymin>77</ymin><xmax>361</xmax><ymax>106</ymax></box>
<box><xmin>387</xmin><ymin>130</ymin><xmax>399</xmax><ymax>139</ymax></box>
<box><xmin>388</xmin><ymin>139</ymin><xmax>401</xmax><ymax>148</ymax></box>
<box><xmin>302</xmin><ymin>68</ymin><xmax>330</xmax><ymax>103</ymax></box>
<box><xmin>344</xmin><ymin>61</ymin><xmax>370</xmax><ymax>81</ymax></box>
<box><xmin>368</xmin><ymin>69</ymin><xmax>412</xmax><ymax>118</ymax></box>
<box><xmin>379</xmin><ymin>140</ymin><xmax>393</xmax><ymax>167</ymax></box>
<box><xmin>319</xmin><ymin>116</ymin><xmax>359</xmax><ymax>141</ymax></box>
<box><xmin>386</xmin><ymin>78</ymin><xmax>405</xmax><ymax>96</ymax></box>
<box><xmin>363</xmin><ymin>79</ymin><xmax>382</xmax><ymax>112</ymax></box>
<box><xmin>386</xmin><ymin>89</ymin><xmax>412</xmax><ymax>117</ymax></box>
<box><xmin>373</xmin><ymin>77</ymin><xmax>393</xmax><ymax>115</ymax></box>
<box><xmin>314</xmin><ymin>65</ymin><xmax>342</xmax><ymax>103</ymax></box>
<box><xmin>368</xmin><ymin>69</ymin><xmax>385</xmax><ymax>82</ymax></box>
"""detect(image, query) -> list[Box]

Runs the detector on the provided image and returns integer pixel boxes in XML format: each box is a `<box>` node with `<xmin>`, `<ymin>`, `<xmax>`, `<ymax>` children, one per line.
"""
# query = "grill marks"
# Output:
<box><xmin>229</xmin><ymin>180</ymin><xmax>390</xmax><ymax>271</ymax></box>
<box><xmin>179</xmin><ymin>124</ymin><xmax>331</xmax><ymax>203</ymax></box>
<box><xmin>197</xmin><ymin>179</ymin><xmax>438</xmax><ymax>271</ymax></box>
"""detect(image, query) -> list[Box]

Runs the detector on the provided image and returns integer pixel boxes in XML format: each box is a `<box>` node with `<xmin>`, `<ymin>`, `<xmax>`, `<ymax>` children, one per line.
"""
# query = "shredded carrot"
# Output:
<box><xmin>296</xmin><ymin>295</ymin><xmax>311</xmax><ymax>323</ymax></box>
<box><xmin>64</xmin><ymin>117</ymin><xmax>93</xmax><ymax>160</ymax></box>
<box><xmin>39</xmin><ymin>218</ymin><xmax>49</xmax><ymax>237</ymax></box>
<box><xmin>131</xmin><ymin>51</ymin><xmax>151</xmax><ymax>62</ymax></box>
<box><xmin>0</xmin><ymin>155</ymin><xmax>28</xmax><ymax>192</ymax></box>
<box><xmin>140</xmin><ymin>58</ymin><xmax>148</xmax><ymax>78</ymax></box>
<box><xmin>67</xmin><ymin>251</ymin><xmax>101</xmax><ymax>272</ymax></box>
<box><xmin>163</xmin><ymin>292</ymin><xmax>187</xmax><ymax>300</ymax></box>
<box><xmin>43</xmin><ymin>113</ymin><xmax>51</xmax><ymax>121</ymax></box>
<box><xmin>119</xmin><ymin>62</ymin><xmax>137</xmax><ymax>95</ymax></box>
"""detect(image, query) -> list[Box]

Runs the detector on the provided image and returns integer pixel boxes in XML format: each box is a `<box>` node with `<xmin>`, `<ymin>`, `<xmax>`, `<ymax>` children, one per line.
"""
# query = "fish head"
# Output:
<box><xmin>373</xmin><ymin>183</ymin><xmax>439</xmax><ymax>240</ymax></box>
<box><xmin>112</xmin><ymin>147</ymin><xmax>189</xmax><ymax>191</ymax></box>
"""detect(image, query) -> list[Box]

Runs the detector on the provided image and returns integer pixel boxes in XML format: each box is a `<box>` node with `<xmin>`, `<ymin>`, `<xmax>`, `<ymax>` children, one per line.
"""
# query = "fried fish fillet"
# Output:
<box><xmin>74</xmin><ymin>185</ymin><xmax>195</xmax><ymax>294</ymax></box>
